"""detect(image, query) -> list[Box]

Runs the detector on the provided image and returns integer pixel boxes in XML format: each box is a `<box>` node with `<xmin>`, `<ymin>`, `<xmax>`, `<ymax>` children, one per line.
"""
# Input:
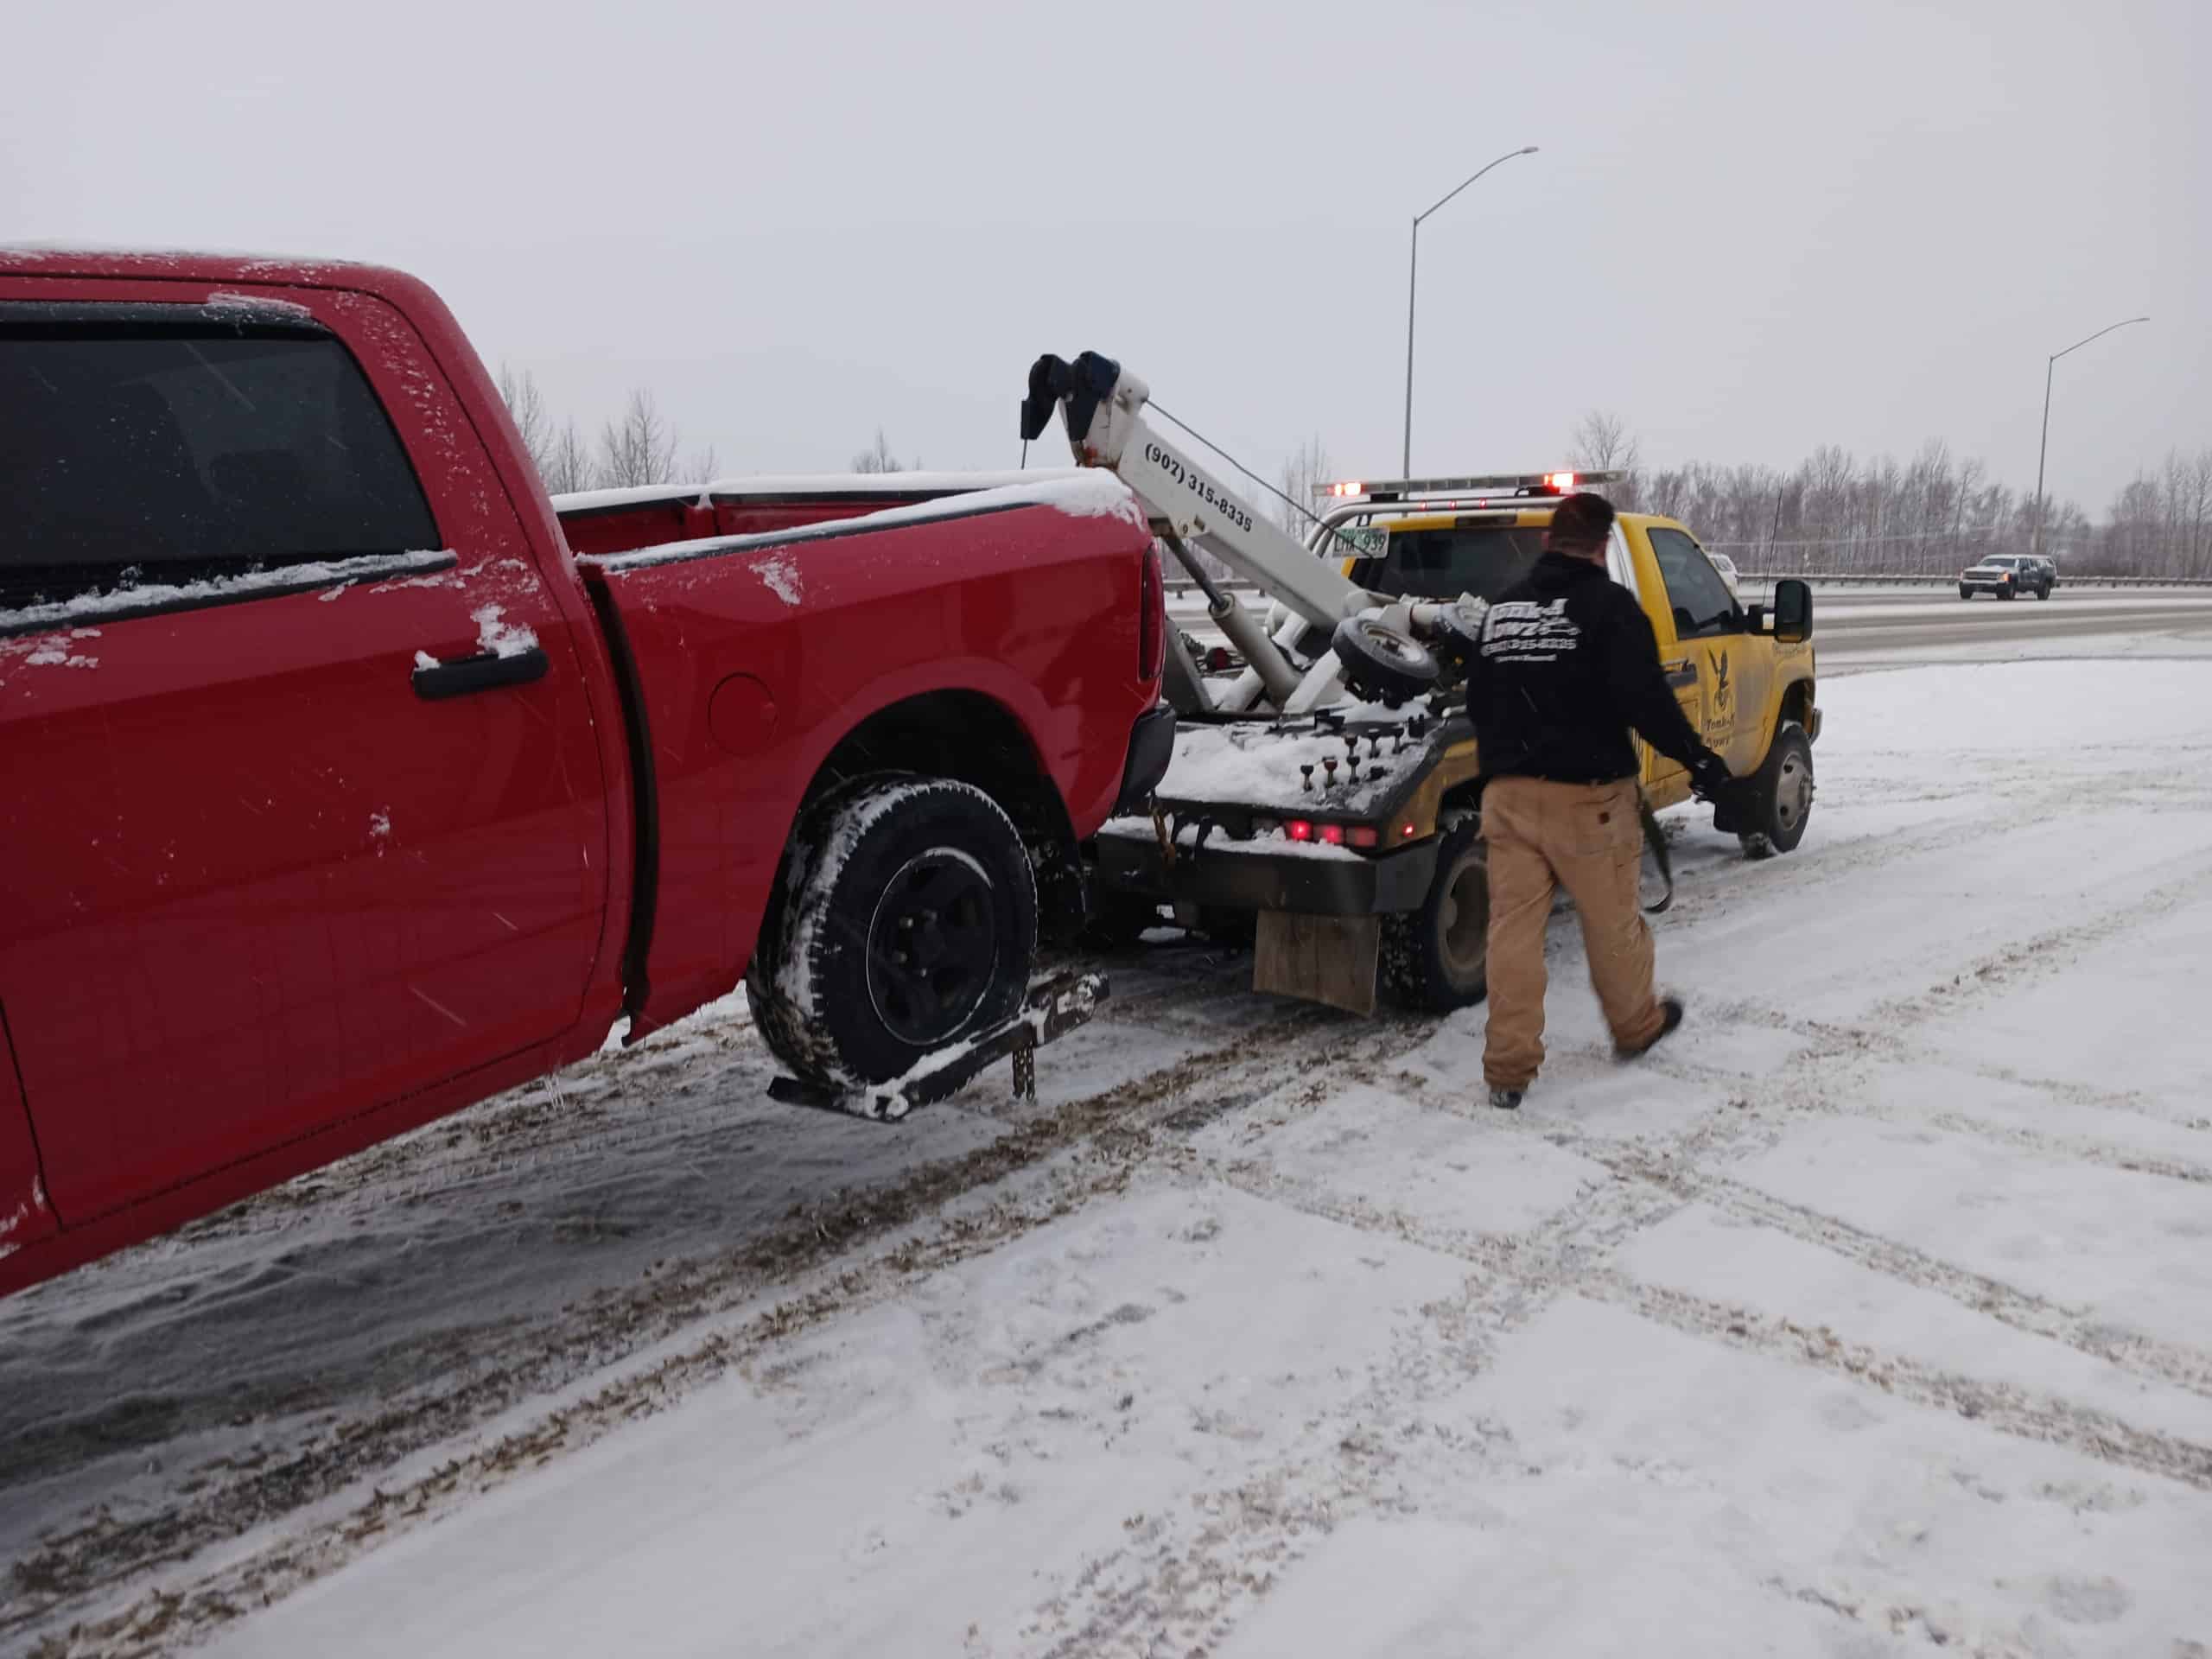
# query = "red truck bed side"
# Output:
<box><xmin>577</xmin><ymin>474</ymin><xmax>1160</xmax><ymax>1034</ymax></box>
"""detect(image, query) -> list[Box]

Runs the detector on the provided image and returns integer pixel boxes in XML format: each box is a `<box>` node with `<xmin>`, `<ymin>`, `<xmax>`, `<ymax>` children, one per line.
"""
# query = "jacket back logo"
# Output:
<box><xmin>1480</xmin><ymin>598</ymin><xmax>1580</xmax><ymax>664</ymax></box>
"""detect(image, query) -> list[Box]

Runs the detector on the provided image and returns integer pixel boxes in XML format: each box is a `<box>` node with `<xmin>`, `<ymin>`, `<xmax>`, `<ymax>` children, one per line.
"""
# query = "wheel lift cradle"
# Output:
<box><xmin>1094</xmin><ymin>705</ymin><xmax>1477</xmax><ymax>1016</ymax></box>
<box><xmin>767</xmin><ymin>968</ymin><xmax>1108</xmax><ymax>1122</ymax></box>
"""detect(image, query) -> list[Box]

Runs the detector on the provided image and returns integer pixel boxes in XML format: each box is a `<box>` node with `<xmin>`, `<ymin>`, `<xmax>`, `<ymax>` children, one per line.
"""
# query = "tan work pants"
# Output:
<box><xmin>1481</xmin><ymin>776</ymin><xmax>1664</xmax><ymax>1090</ymax></box>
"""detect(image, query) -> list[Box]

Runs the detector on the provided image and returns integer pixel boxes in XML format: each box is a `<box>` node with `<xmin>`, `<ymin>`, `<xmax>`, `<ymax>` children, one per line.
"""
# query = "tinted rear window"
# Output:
<box><xmin>0</xmin><ymin>308</ymin><xmax>438</xmax><ymax>609</ymax></box>
<box><xmin>1354</xmin><ymin>524</ymin><xmax>1548</xmax><ymax>601</ymax></box>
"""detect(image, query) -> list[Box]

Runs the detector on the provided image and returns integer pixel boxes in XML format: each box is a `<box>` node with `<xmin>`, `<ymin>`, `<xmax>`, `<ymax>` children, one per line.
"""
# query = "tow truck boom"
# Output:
<box><xmin>1021</xmin><ymin>353</ymin><xmax>1369</xmax><ymax>633</ymax></box>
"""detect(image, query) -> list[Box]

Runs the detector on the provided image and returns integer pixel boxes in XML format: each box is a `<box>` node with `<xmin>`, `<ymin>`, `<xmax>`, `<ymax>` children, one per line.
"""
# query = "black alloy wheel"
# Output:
<box><xmin>866</xmin><ymin>850</ymin><xmax>999</xmax><ymax>1046</ymax></box>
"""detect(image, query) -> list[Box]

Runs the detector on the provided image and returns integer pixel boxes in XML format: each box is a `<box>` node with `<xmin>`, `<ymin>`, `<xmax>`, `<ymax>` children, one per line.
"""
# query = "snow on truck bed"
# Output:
<box><xmin>9</xmin><ymin>656</ymin><xmax>2212</xmax><ymax>1658</ymax></box>
<box><xmin>577</xmin><ymin>471</ymin><xmax>1144</xmax><ymax>574</ymax></box>
<box><xmin>550</xmin><ymin>467</ymin><xmax>1084</xmax><ymax>518</ymax></box>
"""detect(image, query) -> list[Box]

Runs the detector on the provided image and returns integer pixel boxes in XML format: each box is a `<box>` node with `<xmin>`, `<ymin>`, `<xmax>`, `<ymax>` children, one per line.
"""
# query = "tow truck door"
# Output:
<box><xmin>1637</xmin><ymin>524</ymin><xmax>1767</xmax><ymax>777</ymax></box>
<box><xmin>1614</xmin><ymin>527</ymin><xmax>1693</xmax><ymax>804</ymax></box>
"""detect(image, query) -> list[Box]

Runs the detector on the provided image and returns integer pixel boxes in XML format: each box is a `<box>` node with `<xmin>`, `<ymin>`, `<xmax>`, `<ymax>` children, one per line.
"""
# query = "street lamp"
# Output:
<box><xmin>2031</xmin><ymin>315</ymin><xmax>2149</xmax><ymax>561</ymax></box>
<box><xmin>1402</xmin><ymin>144</ymin><xmax>1539</xmax><ymax>476</ymax></box>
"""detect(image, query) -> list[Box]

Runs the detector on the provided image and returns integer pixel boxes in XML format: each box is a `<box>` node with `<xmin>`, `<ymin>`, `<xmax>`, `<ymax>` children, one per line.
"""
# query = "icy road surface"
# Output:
<box><xmin>7</xmin><ymin>658</ymin><xmax>2212</xmax><ymax>1657</ymax></box>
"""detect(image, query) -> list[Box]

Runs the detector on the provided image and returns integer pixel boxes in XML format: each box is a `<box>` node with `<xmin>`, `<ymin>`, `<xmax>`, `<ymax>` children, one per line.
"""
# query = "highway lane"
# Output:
<box><xmin>1170</xmin><ymin>588</ymin><xmax>2212</xmax><ymax>673</ymax></box>
<box><xmin>1805</xmin><ymin>590</ymin><xmax>2212</xmax><ymax>671</ymax></box>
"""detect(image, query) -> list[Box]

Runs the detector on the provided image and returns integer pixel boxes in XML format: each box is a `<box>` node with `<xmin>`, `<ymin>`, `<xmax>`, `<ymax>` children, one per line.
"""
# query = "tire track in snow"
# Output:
<box><xmin>1861</xmin><ymin>853</ymin><xmax>2212</xmax><ymax>1036</ymax></box>
<box><xmin>1589</xmin><ymin>1271</ymin><xmax>2212</xmax><ymax>1493</ymax></box>
<box><xmin>1684</xmin><ymin>1176</ymin><xmax>2212</xmax><ymax>1401</ymax></box>
<box><xmin>1180</xmin><ymin>1145</ymin><xmax>2212</xmax><ymax>1499</ymax></box>
<box><xmin>1037</xmin><ymin>1069</ymin><xmax>2212</xmax><ymax>1654</ymax></box>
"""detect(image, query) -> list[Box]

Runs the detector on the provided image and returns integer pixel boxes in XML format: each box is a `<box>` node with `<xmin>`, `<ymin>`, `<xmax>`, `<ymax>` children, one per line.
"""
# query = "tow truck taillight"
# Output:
<box><xmin>1264</xmin><ymin>817</ymin><xmax>1380</xmax><ymax>849</ymax></box>
<box><xmin>1139</xmin><ymin>543</ymin><xmax>1165</xmax><ymax>681</ymax></box>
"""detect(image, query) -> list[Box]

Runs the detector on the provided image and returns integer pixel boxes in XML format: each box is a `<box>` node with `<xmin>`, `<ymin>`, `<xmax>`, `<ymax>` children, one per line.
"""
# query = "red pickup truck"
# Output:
<box><xmin>0</xmin><ymin>248</ymin><xmax>1171</xmax><ymax>1295</ymax></box>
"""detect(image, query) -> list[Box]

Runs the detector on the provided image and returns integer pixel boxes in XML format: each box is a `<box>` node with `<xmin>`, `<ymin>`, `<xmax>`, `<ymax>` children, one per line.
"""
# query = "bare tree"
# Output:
<box><xmin>1567</xmin><ymin>410</ymin><xmax>1642</xmax><ymax>508</ymax></box>
<box><xmin>543</xmin><ymin>418</ymin><xmax>595</xmax><ymax>495</ymax></box>
<box><xmin>852</xmin><ymin>429</ymin><xmax>913</xmax><ymax>474</ymax></box>
<box><xmin>495</xmin><ymin>365</ymin><xmax>558</xmax><ymax>483</ymax></box>
<box><xmin>1567</xmin><ymin>410</ymin><xmax>1642</xmax><ymax>474</ymax></box>
<box><xmin>594</xmin><ymin>389</ymin><xmax>682</xmax><ymax>489</ymax></box>
<box><xmin>1275</xmin><ymin>433</ymin><xmax>1334</xmax><ymax>536</ymax></box>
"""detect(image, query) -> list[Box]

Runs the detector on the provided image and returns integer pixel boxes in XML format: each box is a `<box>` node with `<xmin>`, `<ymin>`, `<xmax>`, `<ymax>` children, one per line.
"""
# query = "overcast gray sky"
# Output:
<box><xmin>5</xmin><ymin>0</ymin><xmax>2201</xmax><ymax>516</ymax></box>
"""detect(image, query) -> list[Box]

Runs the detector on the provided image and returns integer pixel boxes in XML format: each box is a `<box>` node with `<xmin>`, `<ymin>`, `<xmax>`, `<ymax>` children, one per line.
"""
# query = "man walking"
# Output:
<box><xmin>1464</xmin><ymin>492</ymin><xmax>1738</xmax><ymax>1109</ymax></box>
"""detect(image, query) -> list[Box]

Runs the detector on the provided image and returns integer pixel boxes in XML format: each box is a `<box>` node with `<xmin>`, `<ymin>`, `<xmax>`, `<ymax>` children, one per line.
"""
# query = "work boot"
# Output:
<box><xmin>1489</xmin><ymin>1086</ymin><xmax>1524</xmax><ymax>1111</ymax></box>
<box><xmin>1616</xmin><ymin>997</ymin><xmax>1684</xmax><ymax>1061</ymax></box>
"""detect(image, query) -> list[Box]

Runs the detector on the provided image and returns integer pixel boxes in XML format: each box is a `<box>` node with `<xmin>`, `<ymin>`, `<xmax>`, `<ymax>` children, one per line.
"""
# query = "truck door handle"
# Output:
<box><xmin>1662</xmin><ymin>661</ymin><xmax>1697</xmax><ymax>688</ymax></box>
<box><xmin>411</xmin><ymin>646</ymin><xmax>550</xmax><ymax>701</ymax></box>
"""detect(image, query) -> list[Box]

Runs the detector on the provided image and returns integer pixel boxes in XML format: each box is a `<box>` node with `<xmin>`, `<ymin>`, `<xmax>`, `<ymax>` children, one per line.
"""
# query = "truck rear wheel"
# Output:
<box><xmin>1737</xmin><ymin>721</ymin><xmax>1814</xmax><ymax>860</ymax></box>
<box><xmin>1382</xmin><ymin>818</ymin><xmax>1488</xmax><ymax>1011</ymax></box>
<box><xmin>748</xmin><ymin>776</ymin><xmax>1037</xmax><ymax>1103</ymax></box>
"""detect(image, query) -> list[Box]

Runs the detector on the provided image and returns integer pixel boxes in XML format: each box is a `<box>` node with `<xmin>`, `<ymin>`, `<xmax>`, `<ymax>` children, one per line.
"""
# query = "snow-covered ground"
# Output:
<box><xmin>7</xmin><ymin>656</ymin><xmax>2212</xmax><ymax>1658</ymax></box>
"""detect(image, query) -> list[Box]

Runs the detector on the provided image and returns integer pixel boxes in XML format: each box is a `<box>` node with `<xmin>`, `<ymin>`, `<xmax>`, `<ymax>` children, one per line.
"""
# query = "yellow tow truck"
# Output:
<box><xmin>1018</xmin><ymin>353</ymin><xmax>1818</xmax><ymax>1014</ymax></box>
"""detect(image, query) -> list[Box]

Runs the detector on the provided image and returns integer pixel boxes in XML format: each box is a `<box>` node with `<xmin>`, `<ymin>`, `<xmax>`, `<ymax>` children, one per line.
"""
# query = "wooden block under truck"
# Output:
<box><xmin>1020</xmin><ymin>352</ymin><xmax>1821</xmax><ymax>1017</ymax></box>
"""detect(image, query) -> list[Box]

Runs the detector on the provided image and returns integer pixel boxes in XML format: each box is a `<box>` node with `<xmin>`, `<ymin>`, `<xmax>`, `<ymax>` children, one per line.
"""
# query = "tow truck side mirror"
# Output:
<box><xmin>1772</xmin><ymin>578</ymin><xmax>1813</xmax><ymax>643</ymax></box>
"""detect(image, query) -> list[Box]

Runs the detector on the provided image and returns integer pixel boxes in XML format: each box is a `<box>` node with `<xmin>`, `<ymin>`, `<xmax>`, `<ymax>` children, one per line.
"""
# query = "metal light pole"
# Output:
<box><xmin>1402</xmin><ymin>144</ymin><xmax>1538</xmax><ymax>476</ymax></box>
<box><xmin>2031</xmin><ymin>315</ymin><xmax>2149</xmax><ymax>560</ymax></box>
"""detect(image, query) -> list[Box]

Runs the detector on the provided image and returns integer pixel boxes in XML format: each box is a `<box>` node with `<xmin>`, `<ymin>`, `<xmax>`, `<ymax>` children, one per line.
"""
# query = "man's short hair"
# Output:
<box><xmin>1547</xmin><ymin>492</ymin><xmax>1616</xmax><ymax>552</ymax></box>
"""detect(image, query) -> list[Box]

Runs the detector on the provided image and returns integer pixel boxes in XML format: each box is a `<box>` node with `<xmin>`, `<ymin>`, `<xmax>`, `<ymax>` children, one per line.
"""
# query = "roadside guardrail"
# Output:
<box><xmin>1732</xmin><ymin>572</ymin><xmax>2212</xmax><ymax>589</ymax></box>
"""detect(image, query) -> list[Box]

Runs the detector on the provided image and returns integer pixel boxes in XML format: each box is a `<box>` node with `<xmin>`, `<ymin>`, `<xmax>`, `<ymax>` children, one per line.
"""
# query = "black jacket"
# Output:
<box><xmin>1466</xmin><ymin>551</ymin><xmax>1724</xmax><ymax>786</ymax></box>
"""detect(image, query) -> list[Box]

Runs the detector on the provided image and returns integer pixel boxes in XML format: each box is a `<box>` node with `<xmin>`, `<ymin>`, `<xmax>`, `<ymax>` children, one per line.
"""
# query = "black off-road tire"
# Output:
<box><xmin>1736</xmin><ymin>721</ymin><xmax>1815</xmax><ymax>860</ymax></box>
<box><xmin>1381</xmin><ymin>818</ymin><xmax>1489</xmax><ymax>1011</ymax></box>
<box><xmin>1959</xmin><ymin>587</ymin><xmax>1973</xmax><ymax>600</ymax></box>
<box><xmin>2037</xmin><ymin>583</ymin><xmax>2051</xmax><ymax>601</ymax></box>
<box><xmin>747</xmin><ymin>775</ymin><xmax>1037</xmax><ymax>1103</ymax></box>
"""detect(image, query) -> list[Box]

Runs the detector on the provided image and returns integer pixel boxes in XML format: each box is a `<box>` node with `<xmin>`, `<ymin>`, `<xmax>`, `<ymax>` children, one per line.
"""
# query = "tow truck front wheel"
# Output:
<box><xmin>1737</xmin><ymin>721</ymin><xmax>1815</xmax><ymax>860</ymax></box>
<box><xmin>1382</xmin><ymin>817</ymin><xmax>1489</xmax><ymax>1010</ymax></box>
<box><xmin>749</xmin><ymin>775</ymin><xmax>1038</xmax><ymax>1103</ymax></box>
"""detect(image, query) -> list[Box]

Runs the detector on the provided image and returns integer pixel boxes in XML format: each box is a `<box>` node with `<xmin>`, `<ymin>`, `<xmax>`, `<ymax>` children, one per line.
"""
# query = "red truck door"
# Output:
<box><xmin>0</xmin><ymin>286</ymin><xmax>611</xmax><ymax>1223</ymax></box>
